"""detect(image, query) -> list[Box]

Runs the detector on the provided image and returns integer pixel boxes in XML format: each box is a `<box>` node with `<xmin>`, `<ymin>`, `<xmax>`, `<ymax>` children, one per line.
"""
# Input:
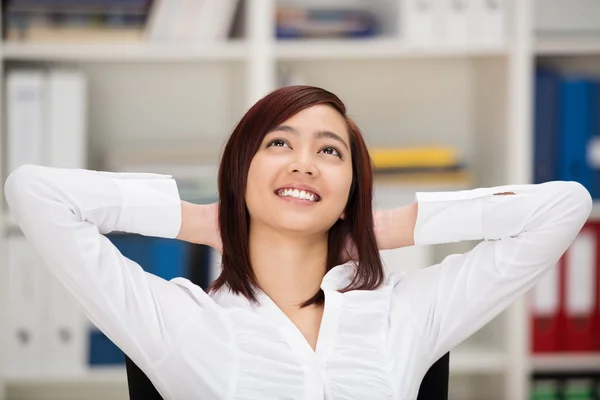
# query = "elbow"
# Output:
<box><xmin>563</xmin><ymin>181</ymin><xmax>593</xmax><ymax>224</ymax></box>
<box><xmin>4</xmin><ymin>164</ymin><xmax>44</xmax><ymax>212</ymax></box>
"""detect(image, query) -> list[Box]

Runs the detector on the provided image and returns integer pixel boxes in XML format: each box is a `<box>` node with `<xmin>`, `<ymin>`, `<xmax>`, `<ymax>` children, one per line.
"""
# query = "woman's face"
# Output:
<box><xmin>246</xmin><ymin>105</ymin><xmax>353</xmax><ymax>237</ymax></box>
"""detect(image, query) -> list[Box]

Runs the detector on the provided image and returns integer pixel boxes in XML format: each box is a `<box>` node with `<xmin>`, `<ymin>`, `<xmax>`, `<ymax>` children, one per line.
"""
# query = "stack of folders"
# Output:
<box><xmin>4</xmin><ymin>68</ymin><xmax>223</xmax><ymax>375</ymax></box>
<box><xmin>370</xmin><ymin>145</ymin><xmax>471</xmax><ymax>277</ymax></box>
<box><xmin>370</xmin><ymin>146</ymin><xmax>472</xmax><ymax>188</ymax></box>
<box><xmin>529</xmin><ymin>221</ymin><xmax>600</xmax><ymax>355</ymax></box>
<box><xmin>533</xmin><ymin>67</ymin><xmax>600</xmax><ymax>199</ymax></box>
<box><xmin>400</xmin><ymin>0</ymin><xmax>506</xmax><ymax>47</ymax></box>
<box><xmin>3</xmin><ymin>0</ymin><xmax>240</xmax><ymax>43</ymax></box>
<box><xmin>88</xmin><ymin>237</ymin><xmax>217</xmax><ymax>366</ymax></box>
<box><xmin>5</xmin><ymin>68</ymin><xmax>88</xmax><ymax>378</ymax></box>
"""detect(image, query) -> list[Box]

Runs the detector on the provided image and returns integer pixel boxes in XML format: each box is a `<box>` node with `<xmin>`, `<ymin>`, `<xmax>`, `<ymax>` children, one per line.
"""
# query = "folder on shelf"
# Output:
<box><xmin>6</xmin><ymin>234</ymin><xmax>45</xmax><ymax>376</ymax></box>
<box><xmin>6</xmin><ymin>70</ymin><xmax>46</xmax><ymax>176</ymax></box>
<box><xmin>533</xmin><ymin>68</ymin><xmax>561</xmax><ymax>184</ymax></box>
<box><xmin>41</xmin><ymin>269</ymin><xmax>88</xmax><ymax>375</ymax></box>
<box><xmin>559</xmin><ymin>78</ymin><xmax>595</xmax><ymax>193</ymax></box>
<box><xmin>562</xmin><ymin>225</ymin><xmax>597</xmax><ymax>352</ymax></box>
<box><xmin>531</xmin><ymin>260</ymin><xmax>562</xmax><ymax>353</ymax></box>
<box><xmin>46</xmin><ymin>69</ymin><xmax>88</xmax><ymax>169</ymax></box>
<box><xmin>401</xmin><ymin>0</ymin><xmax>442</xmax><ymax>45</ymax></box>
<box><xmin>441</xmin><ymin>0</ymin><xmax>470</xmax><ymax>45</ymax></box>
<box><xmin>595</xmin><ymin>222</ymin><xmax>600</xmax><ymax>352</ymax></box>
<box><xmin>468</xmin><ymin>0</ymin><xmax>505</xmax><ymax>45</ymax></box>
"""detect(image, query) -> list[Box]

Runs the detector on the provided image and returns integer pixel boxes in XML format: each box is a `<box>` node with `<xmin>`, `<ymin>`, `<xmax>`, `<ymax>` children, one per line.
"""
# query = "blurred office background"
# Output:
<box><xmin>0</xmin><ymin>0</ymin><xmax>600</xmax><ymax>399</ymax></box>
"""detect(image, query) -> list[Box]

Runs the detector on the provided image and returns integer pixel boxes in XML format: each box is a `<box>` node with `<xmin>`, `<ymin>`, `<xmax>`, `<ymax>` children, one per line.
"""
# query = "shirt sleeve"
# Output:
<box><xmin>391</xmin><ymin>180</ymin><xmax>593</xmax><ymax>365</ymax></box>
<box><xmin>3</xmin><ymin>164</ymin><xmax>211</xmax><ymax>371</ymax></box>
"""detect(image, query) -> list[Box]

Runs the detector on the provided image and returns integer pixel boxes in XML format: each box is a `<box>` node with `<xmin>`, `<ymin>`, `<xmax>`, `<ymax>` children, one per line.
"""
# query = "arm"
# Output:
<box><xmin>374</xmin><ymin>203</ymin><xmax>418</xmax><ymax>250</ymax></box>
<box><xmin>375</xmin><ymin>192</ymin><xmax>516</xmax><ymax>250</ymax></box>
<box><xmin>390</xmin><ymin>181</ymin><xmax>592</xmax><ymax>364</ymax></box>
<box><xmin>4</xmin><ymin>165</ymin><xmax>214</xmax><ymax>371</ymax></box>
<box><xmin>177</xmin><ymin>201</ymin><xmax>222</xmax><ymax>254</ymax></box>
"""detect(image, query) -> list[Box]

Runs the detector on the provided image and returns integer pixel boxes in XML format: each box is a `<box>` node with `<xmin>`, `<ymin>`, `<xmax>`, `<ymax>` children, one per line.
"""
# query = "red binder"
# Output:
<box><xmin>562</xmin><ymin>224</ymin><xmax>597</xmax><ymax>352</ymax></box>
<box><xmin>594</xmin><ymin>222</ymin><xmax>600</xmax><ymax>352</ymax></box>
<box><xmin>531</xmin><ymin>257</ymin><xmax>562</xmax><ymax>353</ymax></box>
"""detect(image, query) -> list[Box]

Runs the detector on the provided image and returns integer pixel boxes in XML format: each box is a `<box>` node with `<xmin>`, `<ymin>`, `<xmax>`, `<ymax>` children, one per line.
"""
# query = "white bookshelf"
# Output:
<box><xmin>2</xmin><ymin>40</ymin><xmax>249</xmax><ymax>62</ymax></box>
<box><xmin>535</xmin><ymin>34</ymin><xmax>600</xmax><ymax>55</ymax></box>
<box><xmin>275</xmin><ymin>38</ymin><xmax>509</xmax><ymax>60</ymax></box>
<box><xmin>0</xmin><ymin>1</ymin><xmax>598</xmax><ymax>400</ymax></box>
<box><xmin>532</xmin><ymin>353</ymin><xmax>600</xmax><ymax>373</ymax></box>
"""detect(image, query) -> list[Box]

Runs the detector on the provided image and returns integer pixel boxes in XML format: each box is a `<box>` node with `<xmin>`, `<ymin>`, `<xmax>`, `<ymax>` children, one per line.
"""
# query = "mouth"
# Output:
<box><xmin>274</xmin><ymin>188</ymin><xmax>321</xmax><ymax>203</ymax></box>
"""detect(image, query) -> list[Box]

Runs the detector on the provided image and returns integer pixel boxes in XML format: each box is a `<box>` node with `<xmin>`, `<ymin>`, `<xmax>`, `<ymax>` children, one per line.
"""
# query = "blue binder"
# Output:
<box><xmin>533</xmin><ymin>68</ymin><xmax>561</xmax><ymax>184</ymax></box>
<box><xmin>88</xmin><ymin>234</ymin><xmax>190</xmax><ymax>366</ymax></box>
<box><xmin>559</xmin><ymin>77</ymin><xmax>596</xmax><ymax>193</ymax></box>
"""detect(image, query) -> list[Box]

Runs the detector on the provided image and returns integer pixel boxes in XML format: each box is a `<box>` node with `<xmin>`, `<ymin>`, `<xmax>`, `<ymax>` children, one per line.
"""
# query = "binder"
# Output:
<box><xmin>402</xmin><ymin>0</ymin><xmax>442</xmax><ymax>46</ymax></box>
<box><xmin>562</xmin><ymin>226</ymin><xmax>597</xmax><ymax>352</ymax></box>
<box><xmin>533</xmin><ymin>68</ymin><xmax>561</xmax><ymax>184</ymax></box>
<box><xmin>6</xmin><ymin>235</ymin><xmax>45</xmax><ymax>377</ymax></box>
<box><xmin>147</xmin><ymin>237</ymin><xmax>189</xmax><ymax>281</ymax></box>
<box><xmin>6</xmin><ymin>70</ymin><xmax>46</xmax><ymax>175</ymax></box>
<box><xmin>589</xmin><ymin>82</ymin><xmax>600</xmax><ymax>199</ymax></box>
<box><xmin>45</xmin><ymin>69</ymin><xmax>87</xmax><ymax>169</ymax></box>
<box><xmin>559</xmin><ymin>78</ymin><xmax>595</xmax><ymax>192</ymax></box>
<box><xmin>595</xmin><ymin>222</ymin><xmax>600</xmax><ymax>352</ymax></box>
<box><xmin>40</xmin><ymin>270</ymin><xmax>88</xmax><ymax>375</ymax></box>
<box><xmin>468</xmin><ymin>0</ymin><xmax>505</xmax><ymax>45</ymax></box>
<box><xmin>531</xmin><ymin>260</ymin><xmax>561</xmax><ymax>353</ymax></box>
<box><xmin>441</xmin><ymin>0</ymin><xmax>470</xmax><ymax>46</ymax></box>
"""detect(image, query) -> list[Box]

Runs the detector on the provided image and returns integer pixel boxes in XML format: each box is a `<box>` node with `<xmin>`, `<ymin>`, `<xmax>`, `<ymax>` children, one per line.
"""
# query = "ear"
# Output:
<box><xmin>339</xmin><ymin>212</ymin><xmax>345</xmax><ymax>220</ymax></box>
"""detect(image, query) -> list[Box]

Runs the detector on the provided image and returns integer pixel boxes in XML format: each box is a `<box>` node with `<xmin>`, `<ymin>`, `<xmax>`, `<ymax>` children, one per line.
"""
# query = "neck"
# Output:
<box><xmin>249</xmin><ymin>223</ymin><xmax>328</xmax><ymax>309</ymax></box>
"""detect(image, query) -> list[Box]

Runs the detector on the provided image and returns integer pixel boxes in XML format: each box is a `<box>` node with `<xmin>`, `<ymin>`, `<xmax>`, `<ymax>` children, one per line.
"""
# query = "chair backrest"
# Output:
<box><xmin>125</xmin><ymin>352</ymin><xmax>450</xmax><ymax>399</ymax></box>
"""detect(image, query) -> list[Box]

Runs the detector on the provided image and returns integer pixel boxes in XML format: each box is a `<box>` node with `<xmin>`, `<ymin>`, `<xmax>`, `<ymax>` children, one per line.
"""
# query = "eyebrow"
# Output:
<box><xmin>268</xmin><ymin>125</ymin><xmax>350</xmax><ymax>151</ymax></box>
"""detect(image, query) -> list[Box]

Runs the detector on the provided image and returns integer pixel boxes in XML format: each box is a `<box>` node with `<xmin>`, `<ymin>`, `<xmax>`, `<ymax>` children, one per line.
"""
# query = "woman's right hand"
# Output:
<box><xmin>177</xmin><ymin>201</ymin><xmax>222</xmax><ymax>255</ymax></box>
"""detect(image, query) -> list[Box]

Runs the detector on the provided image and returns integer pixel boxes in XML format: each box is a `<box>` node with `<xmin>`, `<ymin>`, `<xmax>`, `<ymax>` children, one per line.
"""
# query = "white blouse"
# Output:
<box><xmin>4</xmin><ymin>164</ymin><xmax>592</xmax><ymax>400</ymax></box>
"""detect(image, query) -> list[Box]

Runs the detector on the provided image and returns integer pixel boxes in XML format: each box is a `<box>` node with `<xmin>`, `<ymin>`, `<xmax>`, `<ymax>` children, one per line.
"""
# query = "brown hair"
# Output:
<box><xmin>209</xmin><ymin>85</ymin><xmax>384</xmax><ymax>307</ymax></box>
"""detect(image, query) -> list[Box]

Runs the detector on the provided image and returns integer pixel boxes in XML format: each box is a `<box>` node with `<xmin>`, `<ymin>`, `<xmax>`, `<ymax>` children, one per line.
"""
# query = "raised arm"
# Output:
<box><xmin>389</xmin><ymin>181</ymin><xmax>592</xmax><ymax>364</ymax></box>
<box><xmin>4</xmin><ymin>165</ymin><xmax>217</xmax><ymax>372</ymax></box>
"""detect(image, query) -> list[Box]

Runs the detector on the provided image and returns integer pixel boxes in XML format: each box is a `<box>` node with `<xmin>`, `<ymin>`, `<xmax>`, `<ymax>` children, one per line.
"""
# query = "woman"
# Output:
<box><xmin>5</xmin><ymin>85</ymin><xmax>592</xmax><ymax>400</ymax></box>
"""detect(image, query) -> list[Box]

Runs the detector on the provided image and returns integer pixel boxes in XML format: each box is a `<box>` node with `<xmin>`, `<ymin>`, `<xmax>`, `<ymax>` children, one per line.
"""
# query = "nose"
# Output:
<box><xmin>288</xmin><ymin>152</ymin><xmax>319</xmax><ymax>177</ymax></box>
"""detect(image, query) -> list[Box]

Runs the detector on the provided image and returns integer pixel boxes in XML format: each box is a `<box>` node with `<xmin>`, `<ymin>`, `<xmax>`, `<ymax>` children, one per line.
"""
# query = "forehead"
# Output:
<box><xmin>278</xmin><ymin>105</ymin><xmax>350</xmax><ymax>143</ymax></box>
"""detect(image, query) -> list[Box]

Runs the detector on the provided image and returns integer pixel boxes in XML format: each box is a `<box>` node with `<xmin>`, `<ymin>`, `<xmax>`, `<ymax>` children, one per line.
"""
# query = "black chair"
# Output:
<box><xmin>125</xmin><ymin>352</ymin><xmax>450</xmax><ymax>399</ymax></box>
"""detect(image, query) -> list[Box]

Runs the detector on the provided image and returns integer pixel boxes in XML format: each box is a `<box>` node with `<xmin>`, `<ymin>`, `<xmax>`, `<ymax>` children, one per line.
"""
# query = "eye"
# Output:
<box><xmin>267</xmin><ymin>138</ymin><xmax>289</xmax><ymax>148</ymax></box>
<box><xmin>320</xmin><ymin>146</ymin><xmax>343</xmax><ymax>159</ymax></box>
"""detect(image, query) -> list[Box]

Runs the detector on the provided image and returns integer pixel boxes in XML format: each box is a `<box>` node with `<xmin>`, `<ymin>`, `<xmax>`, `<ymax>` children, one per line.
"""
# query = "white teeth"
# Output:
<box><xmin>277</xmin><ymin>188</ymin><xmax>318</xmax><ymax>202</ymax></box>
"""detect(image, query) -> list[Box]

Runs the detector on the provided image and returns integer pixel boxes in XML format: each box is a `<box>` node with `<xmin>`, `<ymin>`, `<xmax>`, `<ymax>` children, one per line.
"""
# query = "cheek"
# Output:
<box><xmin>327</xmin><ymin>168</ymin><xmax>353</xmax><ymax>203</ymax></box>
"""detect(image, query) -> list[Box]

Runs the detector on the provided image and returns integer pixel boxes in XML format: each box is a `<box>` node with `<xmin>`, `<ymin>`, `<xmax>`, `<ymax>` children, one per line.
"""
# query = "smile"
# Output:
<box><xmin>275</xmin><ymin>188</ymin><xmax>320</xmax><ymax>202</ymax></box>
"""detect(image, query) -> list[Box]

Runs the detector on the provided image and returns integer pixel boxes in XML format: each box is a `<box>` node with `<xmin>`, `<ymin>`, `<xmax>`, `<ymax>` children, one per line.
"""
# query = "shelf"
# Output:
<box><xmin>4</xmin><ymin>366</ymin><xmax>127</xmax><ymax>385</ymax></box>
<box><xmin>449</xmin><ymin>347</ymin><xmax>508</xmax><ymax>375</ymax></box>
<box><xmin>1</xmin><ymin>40</ymin><xmax>248</xmax><ymax>62</ymax></box>
<box><xmin>276</xmin><ymin>38</ymin><xmax>509</xmax><ymax>60</ymax></box>
<box><xmin>531</xmin><ymin>353</ymin><xmax>600</xmax><ymax>372</ymax></box>
<box><xmin>535</xmin><ymin>34</ymin><xmax>600</xmax><ymax>55</ymax></box>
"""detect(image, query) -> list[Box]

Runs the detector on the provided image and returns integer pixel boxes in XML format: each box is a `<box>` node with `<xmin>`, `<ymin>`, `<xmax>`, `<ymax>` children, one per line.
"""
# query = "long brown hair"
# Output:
<box><xmin>209</xmin><ymin>85</ymin><xmax>384</xmax><ymax>307</ymax></box>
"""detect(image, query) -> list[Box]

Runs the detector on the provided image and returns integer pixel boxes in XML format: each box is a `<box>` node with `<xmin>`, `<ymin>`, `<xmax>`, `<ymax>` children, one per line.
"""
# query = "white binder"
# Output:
<box><xmin>6</xmin><ymin>70</ymin><xmax>46</xmax><ymax>175</ymax></box>
<box><xmin>401</xmin><ymin>0</ymin><xmax>443</xmax><ymax>46</ymax></box>
<box><xmin>469</xmin><ymin>0</ymin><xmax>506</xmax><ymax>45</ymax></box>
<box><xmin>6</xmin><ymin>235</ymin><xmax>45</xmax><ymax>377</ymax></box>
<box><xmin>441</xmin><ymin>0</ymin><xmax>471</xmax><ymax>46</ymax></box>
<box><xmin>39</xmin><ymin>268</ymin><xmax>88</xmax><ymax>376</ymax></box>
<box><xmin>45</xmin><ymin>69</ymin><xmax>88</xmax><ymax>169</ymax></box>
<box><xmin>41</xmin><ymin>69</ymin><xmax>90</xmax><ymax>375</ymax></box>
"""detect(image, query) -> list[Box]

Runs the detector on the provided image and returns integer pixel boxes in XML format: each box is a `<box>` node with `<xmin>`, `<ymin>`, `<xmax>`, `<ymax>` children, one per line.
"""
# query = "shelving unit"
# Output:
<box><xmin>0</xmin><ymin>1</ymin><xmax>598</xmax><ymax>400</ymax></box>
<box><xmin>532</xmin><ymin>354</ymin><xmax>600</xmax><ymax>373</ymax></box>
<box><xmin>2</xmin><ymin>40</ymin><xmax>249</xmax><ymax>62</ymax></box>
